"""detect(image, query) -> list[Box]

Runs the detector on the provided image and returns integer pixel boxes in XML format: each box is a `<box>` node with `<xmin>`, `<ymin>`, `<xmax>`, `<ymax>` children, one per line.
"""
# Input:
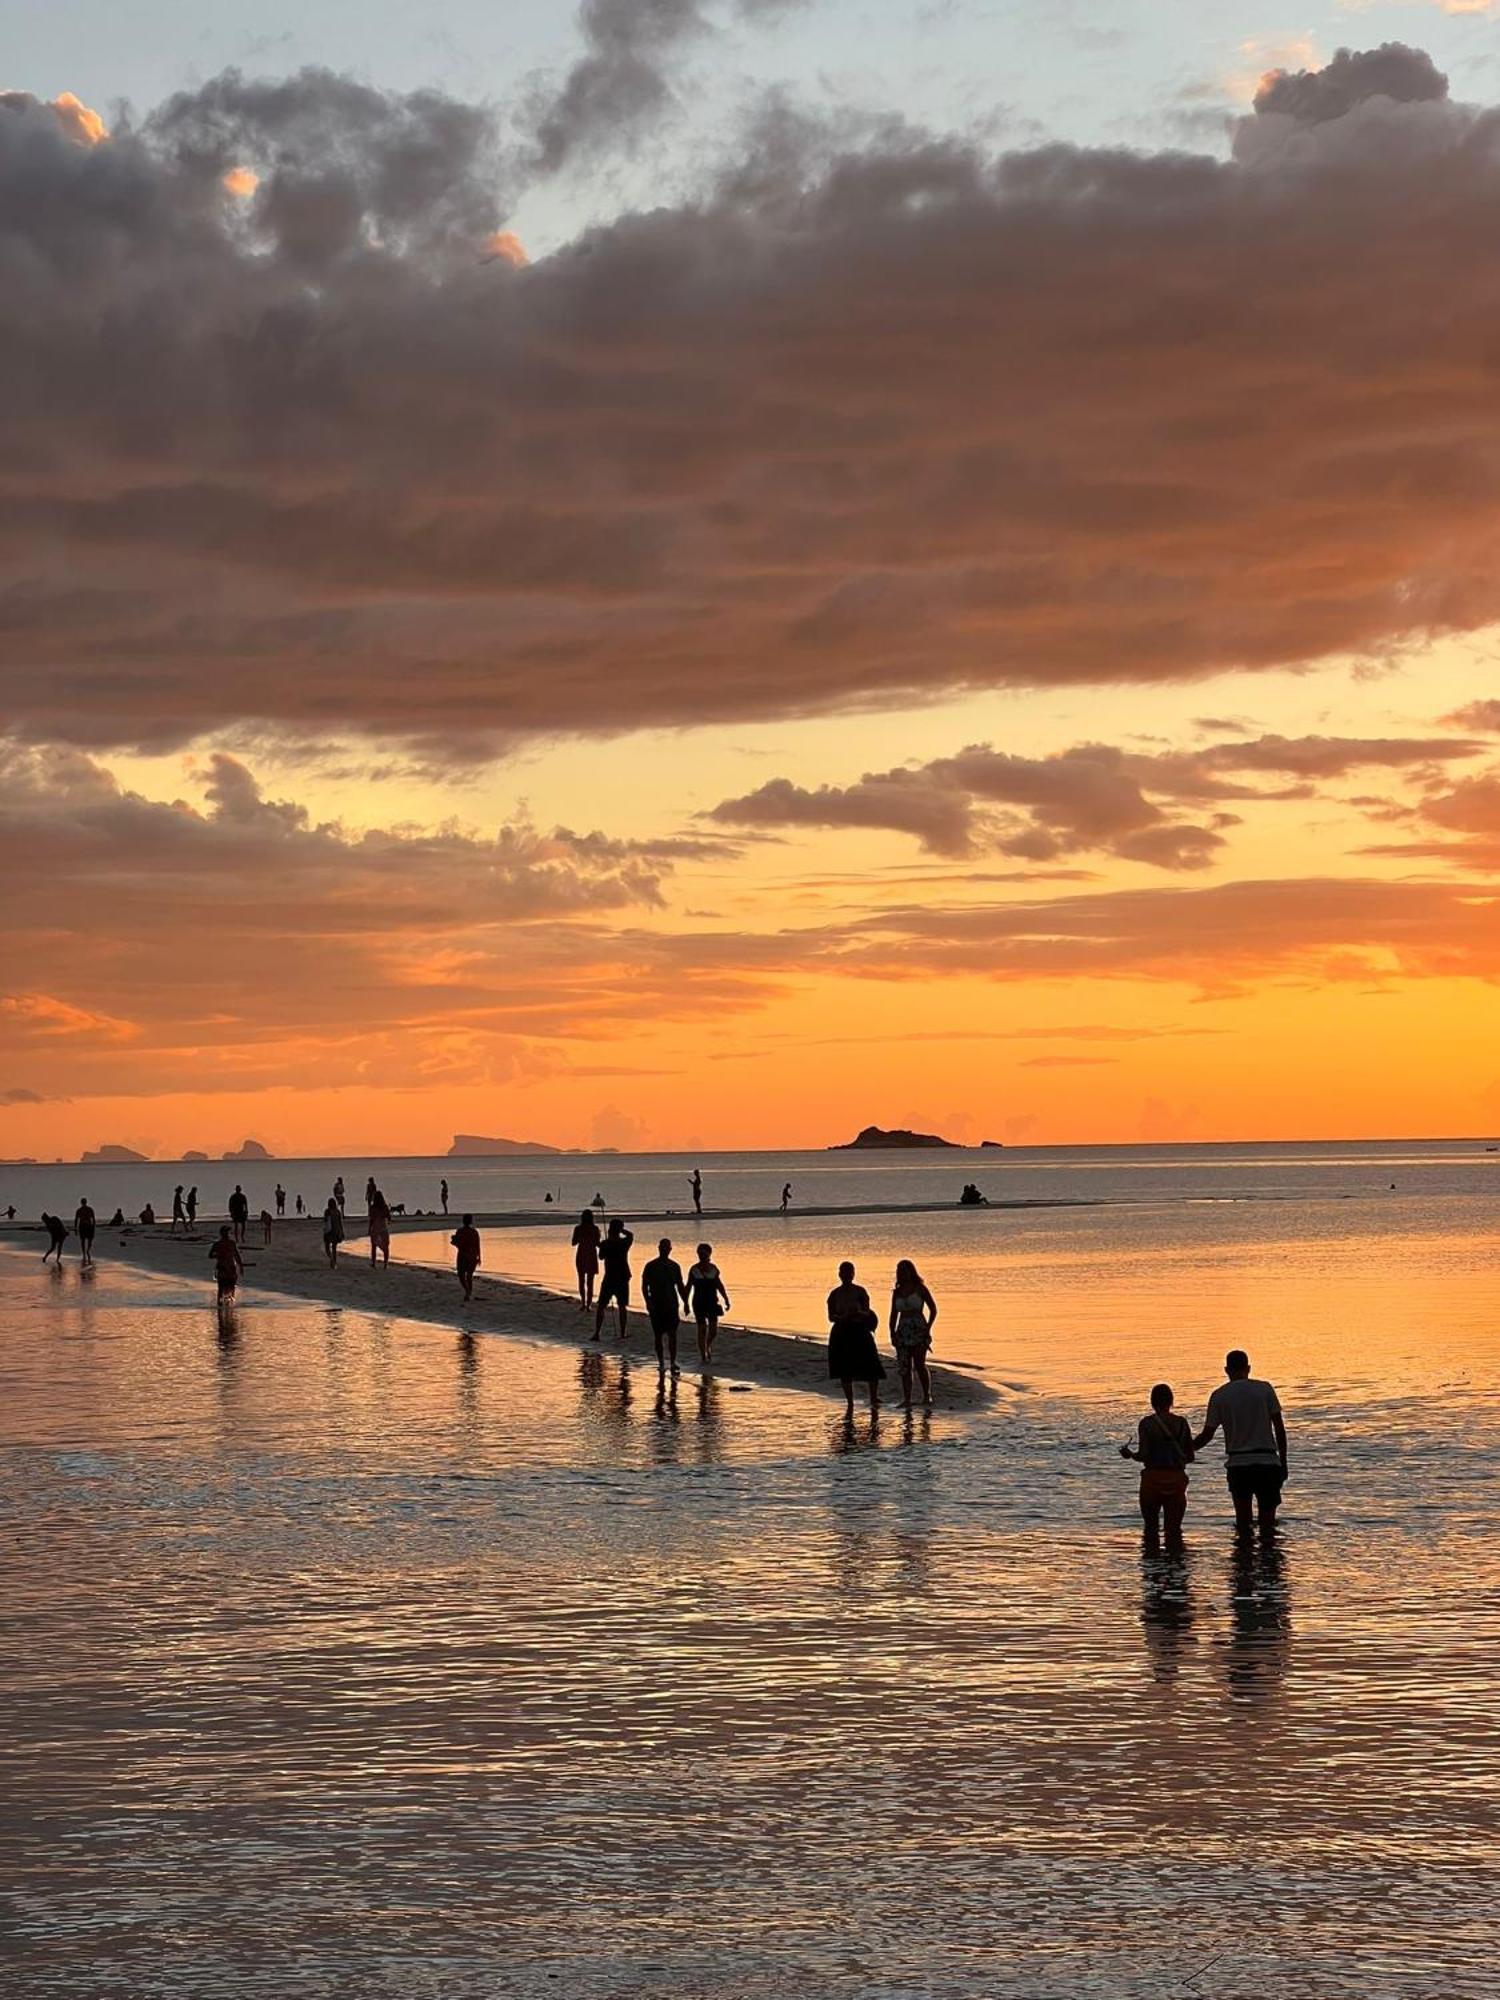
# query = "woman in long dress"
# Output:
<box><xmin>826</xmin><ymin>1260</ymin><xmax>884</xmax><ymax>1414</ymax></box>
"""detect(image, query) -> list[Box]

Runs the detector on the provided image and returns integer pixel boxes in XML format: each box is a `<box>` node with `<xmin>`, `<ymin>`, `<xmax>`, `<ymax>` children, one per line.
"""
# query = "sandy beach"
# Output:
<box><xmin>9</xmin><ymin>1215</ymin><xmax>997</xmax><ymax>1410</ymax></box>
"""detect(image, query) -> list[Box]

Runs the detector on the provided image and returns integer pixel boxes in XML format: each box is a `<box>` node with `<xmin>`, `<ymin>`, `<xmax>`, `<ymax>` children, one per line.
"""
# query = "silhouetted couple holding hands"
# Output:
<box><xmin>1121</xmin><ymin>1350</ymin><xmax>1288</xmax><ymax>1548</ymax></box>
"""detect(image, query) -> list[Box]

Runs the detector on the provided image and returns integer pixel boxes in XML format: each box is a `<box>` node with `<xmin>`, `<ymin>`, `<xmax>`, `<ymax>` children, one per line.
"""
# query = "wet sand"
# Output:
<box><xmin>8</xmin><ymin>1218</ymin><xmax>997</xmax><ymax>1409</ymax></box>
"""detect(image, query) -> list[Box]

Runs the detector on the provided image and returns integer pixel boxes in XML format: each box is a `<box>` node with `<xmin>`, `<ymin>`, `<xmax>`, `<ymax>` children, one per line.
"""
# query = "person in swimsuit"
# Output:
<box><xmin>171</xmin><ymin>1185</ymin><xmax>186</xmax><ymax>1234</ymax></box>
<box><xmin>1119</xmin><ymin>1383</ymin><xmax>1195</xmax><ymax>1548</ymax></box>
<box><xmin>642</xmin><ymin>1238</ymin><xmax>688</xmax><ymax>1377</ymax></box>
<box><xmin>74</xmin><ymin>1199</ymin><xmax>96</xmax><ymax>1267</ymax></box>
<box><xmin>690</xmin><ymin>1169</ymin><xmax>703</xmax><ymax>1217</ymax></box>
<box><xmin>322</xmin><ymin>1197</ymin><xmax>344</xmax><ymax>1268</ymax></box>
<box><xmin>275</xmin><ymin>1183</ymin><xmax>286</xmax><ymax>1216</ymax></box>
<box><xmin>889</xmin><ymin>1258</ymin><xmax>937</xmax><ymax>1409</ymax></box>
<box><xmin>781</xmin><ymin>1182</ymin><xmax>792</xmax><ymax>1215</ymax></box>
<box><xmin>572</xmin><ymin>1208</ymin><xmax>601</xmax><ymax>1310</ymax></box>
<box><xmin>41</xmin><ymin>1214</ymin><xmax>69</xmax><ymax>1264</ymax></box>
<box><xmin>209</xmin><ymin>1225</ymin><xmax>244</xmax><ymax>1300</ymax></box>
<box><xmin>451</xmin><ymin>1215</ymin><xmax>481</xmax><ymax>1300</ymax></box>
<box><xmin>827</xmin><ymin>1260</ymin><xmax>884</xmax><ymax>1414</ymax></box>
<box><xmin>229</xmin><ymin>1185</ymin><xmax>249</xmax><ymax>1244</ymax></box>
<box><xmin>186</xmin><ymin>1186</ymin><xmax>198</xmax><ymax>1226</ymax></box>
<box><xmin>440</xmin><ymin>1178</ymin><xmax>449</xmax><ymax>1215</ymax></box>
<box><xmin>687</xmin><ymin>1244</ymin><xmax>731</xmax><ymax>1368</ymax></box>
<box><xmin>594</xmin><ymin>1218</ymin><xmax>634</xmax><ymax>1343</ymax></box>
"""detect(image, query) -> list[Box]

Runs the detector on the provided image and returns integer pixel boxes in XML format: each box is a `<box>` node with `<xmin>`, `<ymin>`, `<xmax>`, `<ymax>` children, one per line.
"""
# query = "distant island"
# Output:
<box><xmin>447</xmin><ymin>1133</ymin><xmax>562</xmax><ymax>1157</ymax></box>
<box><xmin>222</xmin><ymin>1139</ymin><xmax>273</xmax><ymax>1160</ymax></box>
<box><xmin>182</xmin><ymin>1151</ymin><xmax>208</xmax><ymax>1162</ymax></box>
<box><xmin>82</xmin><ymin>1143</ymin><xmax>149</xmax><ymax>1164</ymax></box>
<box><xmin>830</xmin><ymin>1125</ymin><xmax>960</xmax><ymax>1151</ymax></box>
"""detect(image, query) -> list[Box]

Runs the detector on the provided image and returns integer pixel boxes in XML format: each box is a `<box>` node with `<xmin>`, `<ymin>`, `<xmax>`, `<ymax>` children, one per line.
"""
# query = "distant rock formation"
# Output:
<box><xmin>447</xmin><ymin>1133</ymin><xmax>562</xmax><ymax>1157</ymax></box>
<box><xmin>182</xmin><ymin>1151</ymin><xmax>209</xmax><ymax>1162</ymax></box>
<box><xmin>222</xmin><ymin>1139</ymin><xmax>273</xmax><ymax>1160</ymax></box>
<box><xmin>830</xmin><ymin>1125</ymin><xmax>959</xmax><ymax>1151</ymax></box>
<box><xmin>980</xmin><ymin>1139</ymin><xmax>1005</xmax><ymax>1148</ymax></box>
<box><xmin>82</xmin><ymin>1143</ymin><xmax>149</xmax><ymax>1163</ymax></box>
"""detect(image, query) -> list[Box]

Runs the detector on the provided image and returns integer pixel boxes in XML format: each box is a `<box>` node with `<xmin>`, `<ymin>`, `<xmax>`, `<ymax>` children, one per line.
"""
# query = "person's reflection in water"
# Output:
<box><xmin>215</xmin><ymin>1297</ymin><xmax>239</xmax><ymax>1368</ymax></box>
<box><xmin>693</xmin><ymin>1375</ymin><xmax>725</xmax><ymax>1464</ymax></box>
<box><xmin>1223</xmin><ymin>1538</ymin><xmax>1292</xmax><ymax>1706</ymax></box>
<box><xmin>1139</xmin><ymin>1547</ymin><xmax>1198</xmax><ymax>1687</ymax></box>
<box><xmin>455</xmin><ymin>1332</ymin><xmax>481</xmax><ymax>1441</ymax></box>
<box><xmin>831</xmin><ymin>1407</ymin><xmax>882</xmax><ymax>1456</ymax></box>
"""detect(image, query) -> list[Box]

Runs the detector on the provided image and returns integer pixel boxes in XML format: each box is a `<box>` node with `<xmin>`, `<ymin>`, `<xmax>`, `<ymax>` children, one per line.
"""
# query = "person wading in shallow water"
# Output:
<box><xmin>594</xmin><ymin>1218</ymin><xmax>634</xmax><ymax>1343</ymax></box>
<box><xmin>889</xmin><ymin>1258</ymin><xmax>937</xmax><ymax>1410</ymax></box>
<box><xmin>1119</xmin><ymin>1383</ymin><xmax>1194</xmax><ymax>1550</ymax></box>
<box><xmin>451</xmin><ymin>1214</ymin><xmax>481</xmax><ymax>1301</ymax></box>
<box><xmin>41</xmin><ymin>1214</ymin><xmax>69</xmax><ymax>1264</ymax></box>
<box><xmin>827</xmin><ymin>1260</ymin><xmax>884</xmax><ymax>1415</ymax></box>
<box><xmin>74</xmin><ymin>1199</ymin><xmax>96</xmax><ymax>1268</ymax></box>
<box><xmin>209</xmin><ymin>1225</ymin><xmax>244</xmax><ymax>1301</ymax></box>
<box><xmin>1192</xmin><ymin>1350</ymin><xmax>1288</xmax><ymax>1538</ymax></box>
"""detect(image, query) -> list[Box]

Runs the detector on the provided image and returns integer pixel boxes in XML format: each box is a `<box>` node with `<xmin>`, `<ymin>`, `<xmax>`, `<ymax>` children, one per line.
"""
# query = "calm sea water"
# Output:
<box><xmin>5</xmin><ymin>1170</ymin><xmax>1500</xmax><ymax>1996</ymax></box>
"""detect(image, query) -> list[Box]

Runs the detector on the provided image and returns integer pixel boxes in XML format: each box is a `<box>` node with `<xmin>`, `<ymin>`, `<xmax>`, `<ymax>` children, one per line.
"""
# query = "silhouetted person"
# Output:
<box><xmin>138</xmin><ymin>1203</ymin><xmax>155</xmax><ymax>1225</ymax></box>
<box><xmin>1120</xmin><ymin>1383</ymin><xmax>1195</xmax><ymax>1550</ymax></box>
<box><xmin>781</xmin><ymin>1182</ymin><xmax>792</xmax><ymax>1215</ymax></box>
<box><xmin>572</xmin><ymin>1208</ymin><xmax>601</xmax><ymax>1310</ymax></box>
<box><xmin>1192</xmin><ymin>1350</ymin><xmax>1288</xmax><ymax>1538</ymax></box>
<box><xmin>41</xmin><ymin>1213</ymin><xmax>68</xmax><ymax>1263</ymax></box>
<box><xmin>958</xmin><ymin>1183</ymin><xmax>989</xmax><ymax>1207</ymax></box>
<box><xmin>229</xmin><ymin>1184</ymin><xmax>249</xmax><ymax>1244</ymax></box>
<box><xmin>171</xmin><ymin>1185</ymin><xmax>186</xmax><ymax>1233</ymax></box>
<box><xmin>334</xmin><ymin>1176</ymin><xmax>346</xmax><ymax>1215</ymax></box>
<box><xmin>209</xmin><ymin>1225</ymin><xmax>244</xmax><ymax>1299</ymax></box>
<box><xmin>295</xmin><ymin>1194</ymin><xmax>304</xmax><ymax>1216</ymax></box>
<box><xmin>186</xmin><ymin>1185</ymin><xmax>198</xmax><ymax>1226</ymax></box>
<box><xmin>642</xmin><ymin>1237</ymin><xmax>687</xmax><ymax>1378</ymax></box>
<box><xmin>4</xmin><ymin>1205</ymin><xmax>14</xmax><ymax>1222</ymax></box>
<box><xmin>827</xmin><ymin>1259</ymin><xmax>883</xmax><ymax>1414</ymax></box>
<box><xmin>687</xmin><ymin>1242</ymin><xmax>730</xmax><ymax>1368</ymax></box>
<box><xmin>368</xmin><ymin>1185</ymin><xmax>391</xmax><ymax>1268</ymax></box>
<box><xmin>274</xmin><ymin>1183</ymin><xmax>286</xmax><ymax>1216</ymax></box>
<box><xmin>322</xmin><ymin>1197</ymin><xmax>344</xmax><ymax>1268</ymax></box>
<box><xmin>106</xmin><ymin>1208</ymin><xmax>124</xmax><ymax>1228</ymax></box>
<box><xmin>690</xmin><ymin>1168</ymin><xmax>702</xmax><ymax>1216</ymax></box>
<box><xmin>74</xmin><ymin>1199</ymin><xmax>96</xmax><ymax>1266</ymax></box>
<box><xmin>889</xmin><ymin>1258</ymin><xmax>936</xmax><ymax>1409</ymax></box>
<box><xmin>260</xmin><ymin>1208</ymin><xmax>273</xmax><ymax>1245</ymax></box>
<box><xmin>451</xmin><ymin>1214</ymin><xmax>481</xmax><ymax>1300</ymax></box>
<box><xmin>595</xmin><ymin>1218</ymin><xmax>634</xmax><ymax>1343</ymax></box>
<box><xmin>591</xmin><ymin>1191</ymin><xmax>606</xmax><ymax>1209</ymax></box>
<box><xmin>440</xmin><ymin>1178</ymin><xmax>449</xmax><ymax>1216</ymax></box>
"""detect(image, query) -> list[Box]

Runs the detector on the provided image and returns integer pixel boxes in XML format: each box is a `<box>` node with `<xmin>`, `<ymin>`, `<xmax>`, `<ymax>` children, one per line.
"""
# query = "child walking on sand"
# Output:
<box><xmin>1119</xmin><ymin>1383</ymin><xmax>1195</xmax><ymax>1548</ymax></box>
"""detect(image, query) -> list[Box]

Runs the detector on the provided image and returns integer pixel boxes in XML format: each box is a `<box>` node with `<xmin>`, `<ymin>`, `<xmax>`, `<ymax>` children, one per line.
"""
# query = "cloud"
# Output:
<box><xmin>10</xmin><ymin>48</ymin><xmax>1500</xmax><ymax>750</ymax></box>
<box><xmin>1442</xmin><ymin>700</ymin><xmax>1500</xmax><ymax>732</ymax></box>
<box><xmin>708</xmin><ymin>731</ymin><xmax>1486</xmax><ymax>867</ymax></box>
<box><xmin>0</xmin><ymin>1085</ymin><xmax>49</xmax><ymax>1104</ymax></box>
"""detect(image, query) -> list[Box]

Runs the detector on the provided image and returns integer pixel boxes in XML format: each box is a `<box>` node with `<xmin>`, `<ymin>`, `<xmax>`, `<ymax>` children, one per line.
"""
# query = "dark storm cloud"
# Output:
<box><xmin>8</xmin><ymin>46</ymin><xmax>1500</xmax><ymax>750</ymax></box>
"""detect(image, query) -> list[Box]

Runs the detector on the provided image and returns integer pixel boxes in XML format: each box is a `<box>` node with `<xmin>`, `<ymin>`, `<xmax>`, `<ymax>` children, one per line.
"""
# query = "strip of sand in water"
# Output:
<box><xmin>3</xmin><ymin>1212</ymin><xmax>1002</xmax><ymax>1410</ymax></box>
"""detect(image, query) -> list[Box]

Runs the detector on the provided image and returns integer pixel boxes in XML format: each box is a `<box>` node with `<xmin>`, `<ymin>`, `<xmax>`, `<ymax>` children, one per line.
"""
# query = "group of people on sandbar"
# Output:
<box><xmin>1120</xmin><ymin>1351</ymin><xmax>1287</xmax><ymax>1545</ymax></box>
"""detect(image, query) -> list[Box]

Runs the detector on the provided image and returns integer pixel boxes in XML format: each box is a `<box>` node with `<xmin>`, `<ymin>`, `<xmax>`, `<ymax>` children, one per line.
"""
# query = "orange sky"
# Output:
<box><xmin>4</xmin><ymin>56</ymin><xmax>1500</xmax><ymax>1159</ymax></box>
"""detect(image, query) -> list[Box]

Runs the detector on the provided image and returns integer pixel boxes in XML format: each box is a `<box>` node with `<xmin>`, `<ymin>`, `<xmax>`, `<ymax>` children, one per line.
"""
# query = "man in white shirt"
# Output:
<box><xmin>1192</xmin><ymin>1350</ymin><xmax>1288</xmax><ymax>1536</ymax></box>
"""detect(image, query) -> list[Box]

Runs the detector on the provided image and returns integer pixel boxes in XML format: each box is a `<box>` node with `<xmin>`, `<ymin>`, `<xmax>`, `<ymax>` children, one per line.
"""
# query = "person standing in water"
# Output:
<box><xmin>595</xmin><ymin>1218</ymin><xmax>634</xmax><ymax>1343</ymax></box>
<box><xmin>889</xmin><ymin>1258</ymin><xmax>936</xmax><ymax>1409</ymax></box>
<box><xmin>229</xmin><ymin>1185</ymin><xmax>249</xmax><ymax>1244</ymax></box>
<box><xmin>827</xmin><ymin>1260</ymin><xmax>884</xmax><ymax>1414</ymax></box>
<box><xmin>275</xmin><ymin>1183</ymin><xmax>286</xmax><ymax>1217</ymax></box>
<box><xmin>333</xmin><ymin>1176</ymin><xmax>346</xmax><ymax>1216</ymax></box>
<box><xmin>689</xmin><ymin>1169</ymin><xmax>703</xmax><ymax>1217</ymax></box>
<box><xmin>781</xmin><ymin>1182</ymin><xmax>792</xmax><ymax>1215</ymax></box>
<box><xmin>73</xmin><ymin>1199</ymin><xmax>97</xmax><ymax>1267</ymax></box>
<box><xmin>642</xmin><ymin>1238</ymin><xmax>687</xmax><ymax>1378</ymax></box>
<box><xmin>1120</xmin><ymin>1383</ymin><xmax>1194</xmax><ymax>1549</ymax></box>
<box><xmin>1192</xmin><ymin>1350</ymin><xmax>1288</xmax><ymax>1538</ymax></box>
<box><xmin>687</xmin><ymin>1244</ymin><xmax>731</xmax><ymax>1368</ymax></box>
<box><xmin>171</xmin><ymin>1185</ymin><xmax>186</xmax><ymax>1234</ymax></box>
<box><xmin>451</xmin><ymin>1214</ymin><xmax>481</xmax><ymax>1301</ymax></box>
<box><xmin>440</xmin><ymin>1178</ymin><xmax>449</xmax><ymax>1216</ymax></box>
<box><xmin>209</xmin><ymin>1225</ymin><xmax>244</xmax><ymax>1301</ymax></box>
<box><xmin>186</xmin><ymin>1185</ymin><xmax>198</xmax><ymax>1227</ymax></box>
<box><xmin>41</xmin><ymin>1213</ymin><xmax>69</xmax><ymax>1264</ymax></box>
<box><xmin>572</xmin><ymin>1208</ymin><xmax>601</xmax><ymax>1310</ymax></box>
<box><xmin>322</xmin><ymin>1197</ymin><xmax>344</xmax><ymax>1268</ymax></box>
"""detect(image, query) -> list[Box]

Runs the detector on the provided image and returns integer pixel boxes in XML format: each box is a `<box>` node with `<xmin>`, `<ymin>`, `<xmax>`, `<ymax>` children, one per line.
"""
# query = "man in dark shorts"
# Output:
<box><xmin>451</xmin><ymin>1215</ymin><xmax>481</xmax><ymax>1301</ymax></box>
<box><xmin>73</xmin><ymin>1199</ymin><xmax>96</xmax><ymax>1267</ymax></box>
<box><xmin>1193</xmin><ymin>1350</ymin><xmax>1288</xmax><ymax>1537</ymax></box>
<box><xmin>208</xmin><ymin>1225</ymin><xmax>243</xmax><ymax>1300</ymax></box>
<box><xmin>641</xmin><ymin>1237</ymin><xmax>687</xmax><ymax>1378</ymax></box>
<box><xmin>594</xmin><ymin>1219</ymin><xmax>634</xmax><ymax>1343</ymax></box>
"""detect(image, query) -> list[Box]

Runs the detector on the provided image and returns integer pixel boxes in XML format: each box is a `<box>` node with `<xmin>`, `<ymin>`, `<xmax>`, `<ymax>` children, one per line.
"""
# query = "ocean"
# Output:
<box><xmin>5</xmin><ymin>1141</ymin><xmax>1500</xmax><ymax>1994</ymax></box>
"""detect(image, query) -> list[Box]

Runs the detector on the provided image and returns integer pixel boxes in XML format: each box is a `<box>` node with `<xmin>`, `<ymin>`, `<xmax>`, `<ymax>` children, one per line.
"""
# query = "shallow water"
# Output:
<box><xmin>5</xmin><ymin>1235</ymin><xmax>1500</xmax><ymax>1997</ymax></box>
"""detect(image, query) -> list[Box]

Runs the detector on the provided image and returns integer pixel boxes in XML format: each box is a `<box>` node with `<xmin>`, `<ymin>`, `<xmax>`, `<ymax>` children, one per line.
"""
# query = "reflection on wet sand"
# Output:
<box><xmin>1224</xmin><ymin>1538</ymin><xmax>1292</xmax><ymax>1705</ymax></box>
<box><xmin>1138</xmin><ymin>1547</ymin><xmax>1198</xmax><ymax>1685</ymax></box>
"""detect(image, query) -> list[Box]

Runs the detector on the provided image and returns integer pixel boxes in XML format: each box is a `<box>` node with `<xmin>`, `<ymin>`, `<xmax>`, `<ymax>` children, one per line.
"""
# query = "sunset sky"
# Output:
<box><xmin>3</xmin><ymin>5</ymin><xmax>1500</xmax><ymax>1157</ymax></box>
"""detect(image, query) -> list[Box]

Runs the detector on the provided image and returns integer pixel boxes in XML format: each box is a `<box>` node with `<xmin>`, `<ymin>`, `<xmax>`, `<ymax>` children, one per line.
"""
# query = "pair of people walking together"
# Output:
<box><xmin>1121</xmin><ymin>1350</ymin><xmax>1288</xmax><ymax>1545</ymax></box>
